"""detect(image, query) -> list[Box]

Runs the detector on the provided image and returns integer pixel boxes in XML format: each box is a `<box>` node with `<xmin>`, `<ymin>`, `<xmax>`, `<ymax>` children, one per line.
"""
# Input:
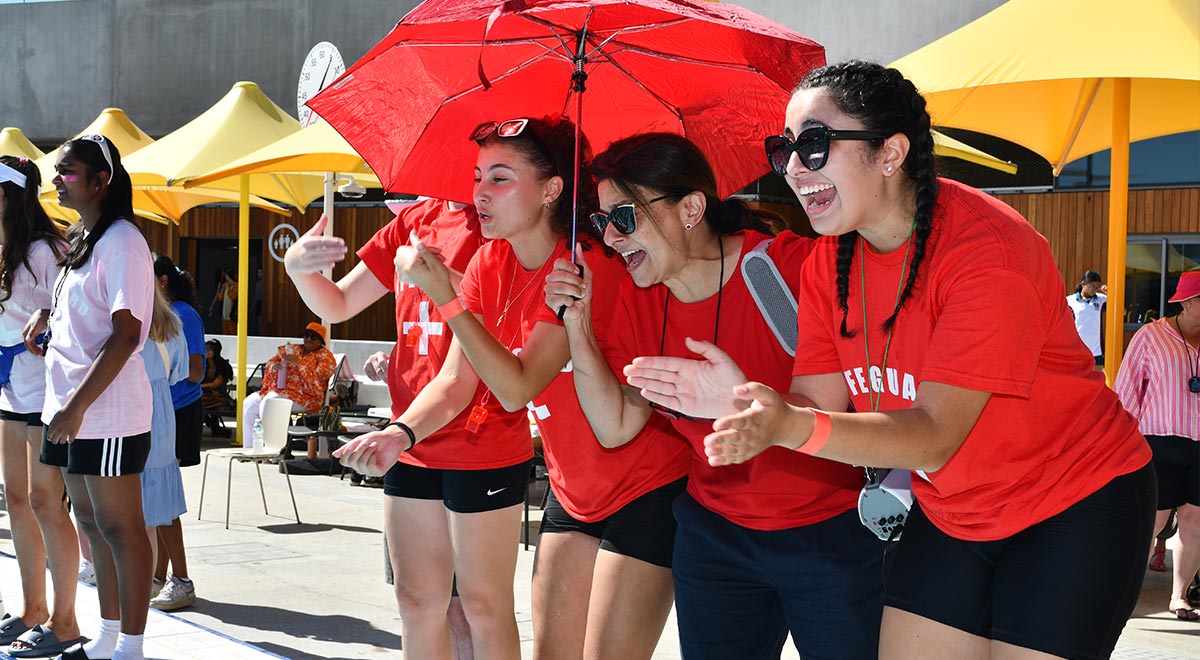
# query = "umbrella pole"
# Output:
<box><xmin>558</xmin><ymin>34</ymin><xmax>589</xmax><ymax>321</ymax></box>
<box><xmin>1103</xmin><ymin>78</ymin><xmax>1130</xmax><ymax>385</ymax></box>
<box><xmin>235</xmin><ymin>174</ymin><xmax>251</xmax><ymax>442</ymax></box>
<box><xmin>322</xmin><ymin>171</ymin><xmax>336</xmax><ymax>340</ymax></box>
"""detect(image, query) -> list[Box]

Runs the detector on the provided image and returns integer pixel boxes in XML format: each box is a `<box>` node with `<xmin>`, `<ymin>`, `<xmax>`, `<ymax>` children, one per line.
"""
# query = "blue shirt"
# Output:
<box><xmin>169</xmin><ymin>301</ymin><xmax>206</xmax><ymax>408</ymax></box>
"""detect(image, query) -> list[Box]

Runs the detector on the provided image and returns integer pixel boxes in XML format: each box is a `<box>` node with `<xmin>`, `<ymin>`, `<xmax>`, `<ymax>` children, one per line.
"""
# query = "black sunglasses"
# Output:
<box><xmin>589</xmin><ymin>195</ymin><xmax>672</xmax><ymax>236</ymax></box>
<box><xmin>302</xmin><ymin>332</ymin><xmax>322</xmax><ymax>341</ymax></box>
<box><xmin>764</xmin><ymin>126</ymin><xmax>890</xmax><ymax>175</ymax></box>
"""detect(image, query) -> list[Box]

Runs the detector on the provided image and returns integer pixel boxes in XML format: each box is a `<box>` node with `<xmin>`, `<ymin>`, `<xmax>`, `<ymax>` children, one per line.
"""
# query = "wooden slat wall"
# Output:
<box><xmin>134</xmin><ymin>205</ymin><xmax>396</xmax><ymax>342</ymax></box>
<box><xmin>132</xmin><ymin>188</ymin><xmax>1199</xmax><ymax>342</ymax></box>
<box><xmin>994</xmin><ymin>188</ymin><xmax>1200</xmax><ymax>289</ymax></box>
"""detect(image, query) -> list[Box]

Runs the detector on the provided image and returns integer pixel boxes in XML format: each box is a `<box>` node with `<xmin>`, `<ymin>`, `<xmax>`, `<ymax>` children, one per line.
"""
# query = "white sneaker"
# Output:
<box><xmin>78</xmin><ymin>559</ymin><xmax>96</xmax><ymax>585</ymax></box>
<box><xmin>149</xmin><ymin>574</ymin><xmax>196</xmax><ymax>611</ymax></box>
<box><xmin>150</xmin><ymin>577</ymin><xmax>165</xmax><ymax>601</ymax></box>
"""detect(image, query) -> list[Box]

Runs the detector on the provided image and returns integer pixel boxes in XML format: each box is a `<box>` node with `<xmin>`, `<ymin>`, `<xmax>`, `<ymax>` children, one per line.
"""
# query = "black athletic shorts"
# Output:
<box><xmin>540</xmin><ymin>477</ymin><xmax>686</xmax><ymax>569</ymax></box>
<box><xmin>383</xmin><ymin>459</ymin><xmax>531</xmax><ymax>513</ymax></box>
<box><xmin>0</xmin><ymin>409</ymin><xmax>42</xmax><ymax>427</ymax></box>
<box><xmin>1147</xmin><ymin>435</ymin><xmax>1199</xmax><ymax>508</ymax></box>
<box><xmin>40</xmin><ymin>431</ymin><xmax>152</xmax><ymax>477</ymax></box>
<box><xmin>174</xmin><ymin>398</ymin><xmax>204</xmax><ymax>467</ymax></box>
<box><xmin>885</xmin><ymin>463</ymin><xmax>1156</xmax><ymax>660</ymax></box>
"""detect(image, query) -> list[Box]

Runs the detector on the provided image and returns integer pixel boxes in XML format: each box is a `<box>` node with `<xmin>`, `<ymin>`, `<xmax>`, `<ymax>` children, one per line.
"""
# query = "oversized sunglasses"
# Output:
<box><xmin>589</xmin><ymin>195</ymin><xmax>672</xmax><ymax>236</ymax></box>
<box><xmin>763</xmin><ymin>126</ymin><xmax>890</xmax><ymax>175</ymax></box>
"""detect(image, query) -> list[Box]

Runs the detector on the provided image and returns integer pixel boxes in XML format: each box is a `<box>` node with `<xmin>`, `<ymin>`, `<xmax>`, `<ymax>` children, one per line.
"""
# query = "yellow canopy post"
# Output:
<box><xmin>1104</xmin><ymin>79</ymin><xmax>1130</xmax><ymax>385</ymax></box>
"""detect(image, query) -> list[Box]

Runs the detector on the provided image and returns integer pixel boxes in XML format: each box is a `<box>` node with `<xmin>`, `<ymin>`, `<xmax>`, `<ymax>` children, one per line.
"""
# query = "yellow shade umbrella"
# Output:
<box><xmin>0</xmin><ymin>127</ymin><xmax>45</xmax><ymax>160</ymax></box>
<box><xmin>122</xmin><ymin>82</ymin><xmax>326</xmax><ymax>435</ymax></box>
<box><xmin>890</xmin><ymin>0</ymin><xmax>1200</xmax><ymax>381</ymax></box>
<box><xmin>185</xmin><ymin>120</ymin><xmax>379</xmax><ymax>186</ymax></box>
<box><xmin>931</xmin><ymin>130</ymin><xmax>1017</xmax><ymax>175</ymax></box>
<box><xmin>33</xmin><ymin>108</ymin><xmax>287</xmax><ymax>224</ymax></box>
<box><xmin>123</xmin><ymin>82</ymin><xmax>326</xmax><ymax>208</ymax></box>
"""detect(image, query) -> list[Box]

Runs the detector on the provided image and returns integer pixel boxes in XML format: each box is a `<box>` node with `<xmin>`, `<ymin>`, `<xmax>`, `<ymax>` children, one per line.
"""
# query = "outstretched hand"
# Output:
<box><xmin>624</xmin><ymin>338</ymin><xmax>748</xmax><ymax>419</ymax></box>
<box><xmin>544</xmin><ymin>244</ymin><xmax>591</xmax><ymax>323</ymax></box>
<box><xmin>704</xmin><ymin>381</ymin><xmax>797</xmax><ymax>466</ymax></box>
<box><xmin>284</xmin><ymin>214</ymin><xmax>348</xmax><ymax>276</ymax></box>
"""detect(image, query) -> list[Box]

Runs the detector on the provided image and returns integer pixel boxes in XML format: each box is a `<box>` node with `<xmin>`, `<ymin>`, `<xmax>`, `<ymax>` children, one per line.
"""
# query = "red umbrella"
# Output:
<box><xmin>308</xmin><ymin>0</ymin><xmax>824</xmax><ymax>206</ymax></box>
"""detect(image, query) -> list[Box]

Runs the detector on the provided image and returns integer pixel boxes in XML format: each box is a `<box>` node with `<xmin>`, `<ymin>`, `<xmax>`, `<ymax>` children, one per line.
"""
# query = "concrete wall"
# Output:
<box><xmin>0</xmin><ymin>0</ymin><xmax>421</xmax><ymax>144</ymax></box>
<box><xmin>1</xmin><ymin>0</ymin><xmax>1004</xmax><ymax>146</ymax></box>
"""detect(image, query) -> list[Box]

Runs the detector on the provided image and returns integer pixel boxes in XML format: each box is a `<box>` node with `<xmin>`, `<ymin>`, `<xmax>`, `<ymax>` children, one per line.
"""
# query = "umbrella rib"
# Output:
<box><xmin>1054</xmin><ymin>78</ymin><xmax>1103</xmax><ymax>175</ymax></box>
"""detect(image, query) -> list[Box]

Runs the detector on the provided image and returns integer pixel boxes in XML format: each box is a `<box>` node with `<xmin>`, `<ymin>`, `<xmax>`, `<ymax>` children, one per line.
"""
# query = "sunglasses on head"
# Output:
<box><xmin>470</xmin><ymin>118</ymin><xmax>531</xmax><ymax>143</ymax></box>
<box><xmin>763</xmin><ymin>126</ymin><xmax>890</xmax><ymax>175</ymax></box>
<box><xmin>589</xmin><ymin>194</ymin><xmax>672</xmax><ymax>236</ymax></box>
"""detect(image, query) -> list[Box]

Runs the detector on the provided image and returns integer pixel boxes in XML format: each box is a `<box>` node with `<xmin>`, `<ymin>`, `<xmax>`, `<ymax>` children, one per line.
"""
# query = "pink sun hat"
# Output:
<box><xmin>1167</xmin><ymin>271</ymin><xmax>1200</xmax><ymax>303</ymax></box>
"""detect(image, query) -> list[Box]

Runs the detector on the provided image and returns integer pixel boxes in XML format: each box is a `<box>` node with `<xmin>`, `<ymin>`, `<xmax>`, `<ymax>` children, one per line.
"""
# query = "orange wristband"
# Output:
<box><xmin>438</xmin><ymin>297</ymin><xmax>465</xmax><ymax>321</ymax></box>
<box><xmin>797</xmin><ymin>408</ymin><xmax>831</xmax><ymax>455</ymax></box>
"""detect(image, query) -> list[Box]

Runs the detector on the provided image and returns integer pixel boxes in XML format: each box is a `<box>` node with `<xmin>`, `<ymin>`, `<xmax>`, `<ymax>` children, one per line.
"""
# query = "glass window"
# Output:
<box><xmin>1124</xmin><ymin>236</ymin><xmax>1200</xmax><ymax>330</ymax></box>
<box><xmin>1058</xmin><ymin>131</ymin><xmax>1200</xmax><ymax>190</ymax></box>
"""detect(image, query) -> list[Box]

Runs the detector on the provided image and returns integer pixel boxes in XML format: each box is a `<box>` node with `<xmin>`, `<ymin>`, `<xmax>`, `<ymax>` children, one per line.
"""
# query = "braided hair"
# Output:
<box><xmin>591</xmin><ymin>132</ymin><xmax>782</xmax><ymax>237</ymax></box>
<box><xmin>0</xmin><ymin>156</ymin><xmax>66</xmax><ymax>313</ymax></box>
<box><xmin>797</xmin><ymin>61</ymin><xmax>939</xmax><ymax>338</ymax></box>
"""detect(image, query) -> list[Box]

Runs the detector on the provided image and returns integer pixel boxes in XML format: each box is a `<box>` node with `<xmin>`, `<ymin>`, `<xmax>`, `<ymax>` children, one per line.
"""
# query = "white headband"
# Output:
<box><xmin>0</xmin><ymin>161</ymin><xmax>27</xmax><ymax>189</ymax></box>
<box><xmin>80</xmin><ymin>134</ymin><xmax>115</xmax><ymax>175</ymax></box>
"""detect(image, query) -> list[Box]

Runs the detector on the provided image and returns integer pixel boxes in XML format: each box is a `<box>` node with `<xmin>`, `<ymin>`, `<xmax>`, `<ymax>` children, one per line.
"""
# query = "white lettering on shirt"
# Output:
<box><xmin>841</xmin><ymin>365</ymin><xmax>919</xmax><ymax>403</ymax></box>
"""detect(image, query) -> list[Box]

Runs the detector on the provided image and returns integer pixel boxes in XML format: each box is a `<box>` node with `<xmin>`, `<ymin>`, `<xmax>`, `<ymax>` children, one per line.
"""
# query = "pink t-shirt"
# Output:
<box><xmin>43</xmin><ymin>220</ymin><xmax>154</xmax><ymax>438</ymax></box>
<box><xmin>0</xmin><ymin>239</ymin><xmax>61</xmax><ymax>414</ymax></box>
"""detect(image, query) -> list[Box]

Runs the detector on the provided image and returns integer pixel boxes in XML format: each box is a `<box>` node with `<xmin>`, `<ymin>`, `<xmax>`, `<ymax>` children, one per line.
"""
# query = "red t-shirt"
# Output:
<box><xmin>605</xmin><ymin>231</ymin><xmax>863</xmax><ymax>531</ymax></box>
<box><xmin>358</xmin><ymin>199</ymin><xmax>530</xmax><ymax>470</ymax></box>
<box><xmin>793</xmin><ymin>179</ymin><xmax>1151</xmax><ymax>541</ymax></box>
<box><xmin>523</xmin><ymin>240</ymin><xmax>691</xmax><ymax>522</ymax></box>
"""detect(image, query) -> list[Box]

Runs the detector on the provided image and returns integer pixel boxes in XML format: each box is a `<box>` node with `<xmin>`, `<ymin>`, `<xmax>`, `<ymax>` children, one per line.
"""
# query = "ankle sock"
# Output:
<box><xmin>112</xmin><ymin>632</ymin><xmax>144</xmax><ymax>660</ymax></box>
<box><xmin>84</xmin><ymin>618</ymin><xmax>120</xmax><ymax>658</ymax></box>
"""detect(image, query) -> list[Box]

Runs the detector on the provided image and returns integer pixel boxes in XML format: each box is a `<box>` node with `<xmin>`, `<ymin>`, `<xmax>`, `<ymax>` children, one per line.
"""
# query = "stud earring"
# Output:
<box><xmin>886</xmin><ymin>166</ymin><xmax>894</xmax><ymax>173</ymax></box>
<box><xmin>684</xmin><ymin>223</ymin><xmax>693</xmax><ymax>231</ymax></box>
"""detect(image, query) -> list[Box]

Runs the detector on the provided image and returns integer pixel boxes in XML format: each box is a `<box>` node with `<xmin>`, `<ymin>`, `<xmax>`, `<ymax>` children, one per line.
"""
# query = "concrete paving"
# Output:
<box><xmin>1</xmin><ymin>429</ymin><xmax>1197</xmax><ymax>659</ymax></box>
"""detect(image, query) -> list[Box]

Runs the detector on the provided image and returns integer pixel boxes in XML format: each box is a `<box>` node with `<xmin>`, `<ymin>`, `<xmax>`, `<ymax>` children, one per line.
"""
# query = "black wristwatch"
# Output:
<box><xmin>385</xmin><ymin>421</ymin><xmax>417</xmax><ymax>453</ymax></box>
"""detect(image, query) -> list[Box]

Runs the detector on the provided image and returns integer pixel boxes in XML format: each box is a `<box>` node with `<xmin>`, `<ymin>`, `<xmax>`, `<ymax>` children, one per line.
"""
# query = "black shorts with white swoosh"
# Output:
<box><xmin>383</xmin><ymin>459</ymin><xmax>531</xmax><ymax>513</ymax></box>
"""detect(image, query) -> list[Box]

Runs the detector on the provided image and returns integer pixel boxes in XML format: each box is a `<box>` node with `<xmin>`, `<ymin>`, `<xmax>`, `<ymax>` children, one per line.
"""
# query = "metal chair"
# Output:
<box><xmin>198</xmin><ymin>396</ymin><xmax>301</xmax><ymax>529</ymax></box>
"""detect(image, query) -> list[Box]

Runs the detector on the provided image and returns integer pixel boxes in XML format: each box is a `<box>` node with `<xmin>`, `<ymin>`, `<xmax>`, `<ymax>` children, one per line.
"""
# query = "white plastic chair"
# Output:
<box><xmin>198</xmin><ymin>396</ymin><xmax>301</xmax><ymax>529</ymax></box>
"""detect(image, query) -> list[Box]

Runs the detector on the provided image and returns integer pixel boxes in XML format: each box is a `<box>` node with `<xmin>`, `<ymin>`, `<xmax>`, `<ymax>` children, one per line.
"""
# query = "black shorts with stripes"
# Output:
<box><xmin>40</xmin><ymin>431</ymin><xmax>151</xmax><ymax>476</ymax></box>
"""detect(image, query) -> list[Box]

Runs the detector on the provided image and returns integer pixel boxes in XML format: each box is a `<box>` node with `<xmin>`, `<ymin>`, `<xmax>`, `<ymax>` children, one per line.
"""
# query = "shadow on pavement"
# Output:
<box><xmin>258</xmin><ymin>522</ymin><xmax>381</xmax><ymax>535</ymax></box>
<box><xmin>195</xmin><ymin>600</ymin><xmax>404</xmax><ymax>658</ymax></box>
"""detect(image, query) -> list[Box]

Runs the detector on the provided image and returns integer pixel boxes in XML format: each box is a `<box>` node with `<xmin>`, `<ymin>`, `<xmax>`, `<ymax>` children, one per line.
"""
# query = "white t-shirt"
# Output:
<box><xmin>42</xmin><ymin>220</ymin><xmax>154</xmax><ymax>437</ymax></box>
<box><xmin>1066</xmin><ymin>291</ymin><xmax>1106</xmax><ymax>357</ymax></box>
<box><xmin>0</xmin><ymin>239</ymin><xmax>61</xmax><ymax>414</ymax></box>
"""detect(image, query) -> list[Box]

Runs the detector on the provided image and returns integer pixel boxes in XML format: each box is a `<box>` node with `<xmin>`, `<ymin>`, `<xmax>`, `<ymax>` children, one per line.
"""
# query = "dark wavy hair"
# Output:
<box><xmin>153</xmin><ymin>253</ymin><xmax>199</xmax><ymax>309</ymax></box>
<box><xmin>590</xmin><ymin>132</ymin><xmax>782</xmax><ymax>237</ymax></box>
<box><xmin>206</xmin><ymin>339</ymin><xmax>233</xmax><ymax>383</ymax></box>
<box><xmin>0</xmin><ymin>156</ymin><xmax>67</xmax><ymax>313</ymax></box>
<box><xmin>58</xmin><ymin>135</ymin><xmax>139</xmax><ymax>270</ymax></box>
<box><xmin>475</xmin><ymin>115</ymin><xmax>598</xmax><ymax>243</ymax></box>
<box><xmin>797</xmin><ymin>61</ymin><xmax>939</xmax><ymax>338</ymax></box>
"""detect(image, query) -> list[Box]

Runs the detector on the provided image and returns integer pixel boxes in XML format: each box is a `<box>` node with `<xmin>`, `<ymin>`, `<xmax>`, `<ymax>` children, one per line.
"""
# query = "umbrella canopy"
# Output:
<box><xmin>31</xmin><ymin>108</ymin><xmax>287</xmax><ymax>224</ymax></box>
<box><xmin>184</xmin><ymin>120</ymin><xmax>381</xmax><ymax>187</ymax></box>
<box><xmin>309</xmin><ymin>0</ymin><xmax>825</xmax><ymax>203</ymax></box>
<box><xmin>123</xmin><ymin>82</ymin><xmax>326</xmax><ymax>209</ymax></box>
<box><xmin>931</xmin><ymin>130</ymin><xmax>1016</xmax><ymax>174</ymax></box>
<box><xmin>889</xmin><ymin>0</ymin><xmax>1200</xmax><ymax>381</ymax></box>
<box><xmin>0</xmin><ymin>127</ymin><xmax>45</xmax><ymax>160</ymax></box>
<box><xmin>891</xmin><ymin>0</ymin><xmax>1200</xmax><ymax>174</ymax></box>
